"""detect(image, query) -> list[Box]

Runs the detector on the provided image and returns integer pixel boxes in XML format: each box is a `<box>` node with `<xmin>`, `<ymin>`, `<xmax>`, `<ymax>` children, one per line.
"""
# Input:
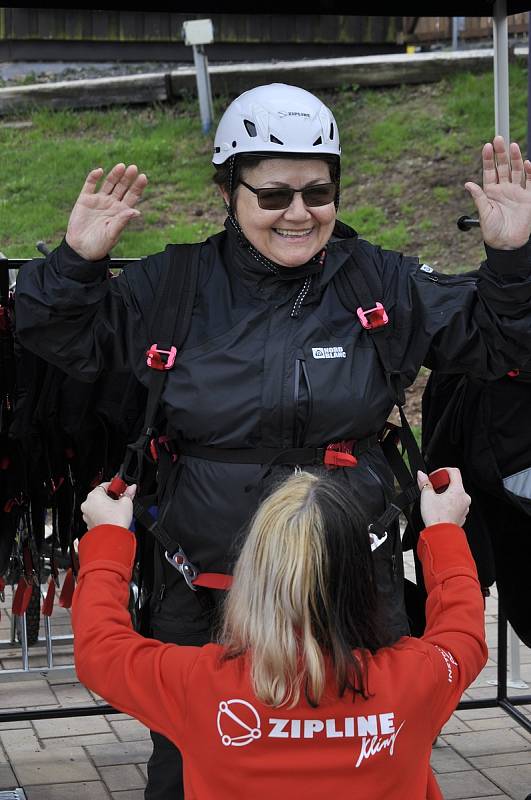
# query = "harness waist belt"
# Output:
<box><xmin>175</xmin><ymin>435</ymin><xmax>380</xmax><ymax>464</ymax></box>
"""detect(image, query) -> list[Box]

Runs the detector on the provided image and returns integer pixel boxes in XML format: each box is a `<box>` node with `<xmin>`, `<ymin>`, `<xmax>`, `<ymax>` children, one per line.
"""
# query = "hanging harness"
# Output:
<box><xmin>108</xmin><ymin>239</ymin><xmax>448</xmax><ymax>592</ymax></box>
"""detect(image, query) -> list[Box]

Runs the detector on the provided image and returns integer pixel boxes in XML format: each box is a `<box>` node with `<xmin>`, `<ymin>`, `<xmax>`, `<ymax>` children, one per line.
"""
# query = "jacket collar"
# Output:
<box><xmin>222</xmin><ymin>217</ymin><xmax>358</xmax><ymax>296</ymax></box>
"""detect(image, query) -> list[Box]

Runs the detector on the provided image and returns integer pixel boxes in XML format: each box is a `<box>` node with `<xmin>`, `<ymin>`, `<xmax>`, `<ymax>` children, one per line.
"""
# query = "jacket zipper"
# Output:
<box><xmin>293</xmin><ymin>358</ymin><xmax>313</xmax><ymax>447</ymax></box>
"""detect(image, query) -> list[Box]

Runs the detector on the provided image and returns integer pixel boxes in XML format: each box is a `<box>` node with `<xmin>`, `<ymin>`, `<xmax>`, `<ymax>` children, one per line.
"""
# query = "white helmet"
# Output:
<box><xmin>212</xmin><ymin>83</ymin><xmax>341</xmax><ymax>164</ymax></box>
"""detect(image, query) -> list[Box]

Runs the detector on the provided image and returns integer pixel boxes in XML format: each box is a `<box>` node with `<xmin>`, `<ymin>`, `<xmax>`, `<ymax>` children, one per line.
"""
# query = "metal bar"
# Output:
<box><xmin>0</xmin><ymin>704</ymin><xmax>120</xmax><ymax>722</ymax></box>
<box><xmin>44</xmin><ymin>616</ymin><xmax>53</xmax><ymax>669</ymax></box>
<box><xmin>493</xmin><ymin>0</ymin><xmax>510</xmax><ymax>143</ymax></box>
<box><xmin>0</xmin><ymin>258</ymin><xmax>140</xmax><ymax>270</ymax></box>
<box><xmin>192</xmin><ymin>44</ymin><xmax>214</xmax><ymax>134</ymax></box>
<box><xmin>499</xmin><ymin>699</ymin><xmax>531</xmax><ymax>732</ymax></box>
<box><xmin>497</xmin><ymin>600</ymin><xmax>508</xmax><ymax>702</ymax></box>
<box><xmin>528</xmin><ymin>12</ymin><xmax>531</xmax><ymax>159</ymax></box>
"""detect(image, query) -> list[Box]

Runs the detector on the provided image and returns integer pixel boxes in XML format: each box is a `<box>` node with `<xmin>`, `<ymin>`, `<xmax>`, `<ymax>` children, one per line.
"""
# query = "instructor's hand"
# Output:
<box><xmin>81</xmin><ymin>482</ymin><xmax>136</xmax><ymax>531</ymax></box>
<box><xmin>417</xmin><ymin>468</ymin><xmax>471</xmax><ymax>528</ymax></box>
<box><xmin>66</xmin><ymin>164</ymin><xmax>148</xmax><ymax>261</ymax></box>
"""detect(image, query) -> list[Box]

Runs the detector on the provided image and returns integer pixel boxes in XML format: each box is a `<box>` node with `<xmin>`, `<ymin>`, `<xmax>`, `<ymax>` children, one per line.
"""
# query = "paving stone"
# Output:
<box><xmin>51</xmin><ymin>682</ymin><xmax>94</xmax><ymax>706</ymax></box>
<box><xmin>99</xmin><ymin>764</ymin><xmax>145</xmax><ymax>791</ymax></box>
<box><xmin>110</xmin><ymin>792</ymin><xmax>145</xmax><ymax>799</ymax></box>
<box><xmin>0</xmin><ymin>680</ymin><xmax>57</xmax><ymax>708</ymax></box>
<box><xmin>138</xmin><ymin>764</ymin><xmax>147</xmax><ymax>779</ymax></box>
<box><xmin>24</xmin><ymin>781</ymin><xmax>111</xmax><ymax>799</ymax></box>
<box><xmin>0</xmin><ymin>728</ymin><xmax>41</xmax><ymax>756</ymax></box>
<box><xmin>435</xmin><ymin>770</ymin><xmax>504</xmax><ymax>799</ymax></box>
<box><xmin>9</xmin><ymin>746</ymin><xmax>100</xmax><ymax>785</ymax></box>
<box><xmin>86</xmin><ymin>740</ymin><xmax>152</xmax><ymax>767</ymax></box>
<box><xmin>471</xmin><ymin>752</ymin><xmax>531</xmax><ymax>768</ymax></box>
<box><xmin>482</xmin><ymin>763</ymin><xmax>531</xmax><ymax>797</ymax></box>
<box><xmin>33</xmin><ymin>714</ymin><xmax>111</xmax><ymax>739</ymax></box>
<box><xmin>430</xmin><ymin>747</ymin><xmax>471</xmax><ymax>773</ymax></box>
<box><xmin>0</xmin><ymin>721</ymin><xmax>32</xmax><ymax>731</ymax></box>
<box><xmin>443</xmin><ymin>728</ymin><xmax>531</xmax><ymax>757</ymax></box>
<box><xmin>466</xmin><ymin>716</ymin><xmax>529</xmax><ymax>731</ymax></box>
<box><xmin>441</xmin><ymin>716</ymin><xmax>473</xmax><ymax>734</ymax></box>
<box><xmin>0</xmin><ymin>762</ymin><xmax>18</xmax><ymax>789</ymax></box>
<box><xmin>109</xmin><ymin>719</ymin><xmax>150</xmax><ymax>742</ymax></box>
<box><xmin>456</xmin><ymin>708</ymin><xmax>515</xmax><ymax>721</ymax></box>
<box><xmin>40</xmin><ymin>733</ymin><xmax>119</xmax><ymax>748</ymax></box>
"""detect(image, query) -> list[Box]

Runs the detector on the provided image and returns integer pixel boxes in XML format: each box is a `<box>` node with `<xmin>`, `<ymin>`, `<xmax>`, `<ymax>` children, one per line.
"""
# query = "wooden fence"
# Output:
<box><xmin>402</xmin><ymin>14</ymin><xmax>529</xmax><ymax>43</ymax></box>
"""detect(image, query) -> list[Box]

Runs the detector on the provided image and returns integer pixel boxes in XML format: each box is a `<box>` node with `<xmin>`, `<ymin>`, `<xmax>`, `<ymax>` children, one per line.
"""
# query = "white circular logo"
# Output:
<box><xmin>217</xmin><ymin>699</ymin><xmax>262</xmax><ymax>747</ymax></box>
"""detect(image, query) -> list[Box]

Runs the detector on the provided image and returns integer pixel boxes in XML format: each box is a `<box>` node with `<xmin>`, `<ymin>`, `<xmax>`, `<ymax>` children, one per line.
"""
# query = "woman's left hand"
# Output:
<box><xmin>465</xmin><ymin>135</ymin><xmax>531</xmax><ymax>250</ymax></box>
<box><xmin>80</xmin><ymin>482</ymin><xmax>136</xmax><ymax>531</ymax></box>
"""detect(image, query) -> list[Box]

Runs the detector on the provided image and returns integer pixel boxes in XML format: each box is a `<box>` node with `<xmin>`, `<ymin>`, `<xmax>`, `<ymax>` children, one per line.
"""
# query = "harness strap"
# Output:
<box><xmin>175</xmin><ymin>435</ymin><xmax>379</xmax><ymax>465</ymax></box>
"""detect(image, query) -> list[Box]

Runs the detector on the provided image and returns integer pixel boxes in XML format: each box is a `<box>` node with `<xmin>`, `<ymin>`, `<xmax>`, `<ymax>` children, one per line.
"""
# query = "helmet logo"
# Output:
<box><xmin>278</xmin><ymin>111</ymin><xmax>311</xmax><ymax>118</ymax></box>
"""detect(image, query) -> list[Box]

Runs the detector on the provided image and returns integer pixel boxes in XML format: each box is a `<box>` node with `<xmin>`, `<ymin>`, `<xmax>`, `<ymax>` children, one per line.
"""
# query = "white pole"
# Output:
<box><xmin>192</xmin><ymin>44</ymin><xmax>214</xmax><ymax>134</ymax></box>
<box><xmin>493</xmin><ymin>0</ymin><xmax>510</xmax><ymax>143</ymax></box>
<box><xmin>492</xmin><ymin>0</ymin><xmax>526</xmax><ymax>689</ymax></box>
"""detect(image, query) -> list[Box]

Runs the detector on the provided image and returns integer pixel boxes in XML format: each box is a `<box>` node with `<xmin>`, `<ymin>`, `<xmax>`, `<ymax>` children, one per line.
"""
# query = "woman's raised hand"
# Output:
<box><xmin>65</xmin><ymin>164</ymin><xmax>148</xmax><ymax>261</ymax></box>
<box><xmin>465</xmin><ymin>136</ymin><xmax>531</xmax><ymax>250</ymax></box>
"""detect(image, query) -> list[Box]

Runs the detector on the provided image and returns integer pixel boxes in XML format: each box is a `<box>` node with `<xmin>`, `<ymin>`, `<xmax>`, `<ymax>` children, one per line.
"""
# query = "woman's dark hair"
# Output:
<box><xmin>309</xmin><ymin>475</ymin><xmax>393</xmax><ymax>702</ymax></box>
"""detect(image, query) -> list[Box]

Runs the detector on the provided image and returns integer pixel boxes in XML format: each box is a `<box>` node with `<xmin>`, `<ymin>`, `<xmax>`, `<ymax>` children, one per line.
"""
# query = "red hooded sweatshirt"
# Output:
<box><xmin>72</xmin><ymin>522</ymin><xmax>487</xmax><ymax>800</ymax></box>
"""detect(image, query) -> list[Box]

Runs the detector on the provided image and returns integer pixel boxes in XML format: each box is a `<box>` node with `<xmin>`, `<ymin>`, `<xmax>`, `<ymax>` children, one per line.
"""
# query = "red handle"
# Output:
<box><xmin>107</xmin><ymin>476</ymin><xmax>128</xmax><ymax>500</ymax></box>
<box><xmin>429</xmin><ymin>468</ymin><xmax>450</xmax><ymax>494</ymax></box>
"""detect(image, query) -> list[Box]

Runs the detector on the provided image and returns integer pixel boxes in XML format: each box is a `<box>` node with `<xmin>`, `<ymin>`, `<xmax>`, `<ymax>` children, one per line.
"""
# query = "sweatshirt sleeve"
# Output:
<box><xmin>417</xmin><ymin>523</ymin><xmax>488</xmax><ymax>736</ymax></box>
<box><xmin>71</xmin><ymin>524</ymin><xmax>201</xmax><ymax>746</ymax></box>
<box><xmin>14</xmin><ymin>239</ymin><xmax>165</xmax><ymax>383</ymax></box>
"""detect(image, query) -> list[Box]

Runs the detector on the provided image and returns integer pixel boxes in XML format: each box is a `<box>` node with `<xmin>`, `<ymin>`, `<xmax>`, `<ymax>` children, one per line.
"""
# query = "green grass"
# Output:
<box><xmin>0</xmin><ymin>61</ymin><xmax>528</xmax><ymax>257</ymax></box>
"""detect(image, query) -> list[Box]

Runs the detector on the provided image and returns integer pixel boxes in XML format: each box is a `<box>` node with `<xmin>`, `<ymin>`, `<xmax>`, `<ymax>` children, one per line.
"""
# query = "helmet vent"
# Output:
<box><xmin>270</xmin><ymin>134</ymin><xmax>284</xmax><ymax>145</ymax></box>
<box><xmin>243</xmin><ymin>119</ymin><xmax>257</xmax><ymax>137</ymax></box>
<box><xmin>330</xmin><ymin>123</ymin><xmax>334</xmax><ymax>140</ymax></box>
<box><xmin>313</xmin><ymin>136</ymin><xmax>323</xmax><ymax>146</ymax></box>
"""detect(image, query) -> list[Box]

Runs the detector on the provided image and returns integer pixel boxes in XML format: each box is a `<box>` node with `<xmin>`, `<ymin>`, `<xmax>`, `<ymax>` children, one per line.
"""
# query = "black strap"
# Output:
<box><xmin>335</xmin><ymin>248</ymin><xmax>427</xmax><ymax>538</ymax></box>
<box><xmin>176</xmin><ymin>436</ymin><xmax>379</xmax><ymax>465</ymax></box>
<box><xmin>120</xmin><ymin>244</ymin><xmax>201</xmax><ymax>559</ymax></box>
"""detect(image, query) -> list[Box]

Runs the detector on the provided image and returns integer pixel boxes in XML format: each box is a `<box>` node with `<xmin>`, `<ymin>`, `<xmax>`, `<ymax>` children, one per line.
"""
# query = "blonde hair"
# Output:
<box><xmin>221</xmin><ymin>472</ymin><xmax>328</xmax><ymax>707</ymax></box>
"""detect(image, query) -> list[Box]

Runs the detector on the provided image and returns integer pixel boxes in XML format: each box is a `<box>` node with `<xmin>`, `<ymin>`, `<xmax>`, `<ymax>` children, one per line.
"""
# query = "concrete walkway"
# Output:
<box><xmin>0</xmin><ymin>569</ymin><xmax>529</xmax><ymax>799</ymax></box>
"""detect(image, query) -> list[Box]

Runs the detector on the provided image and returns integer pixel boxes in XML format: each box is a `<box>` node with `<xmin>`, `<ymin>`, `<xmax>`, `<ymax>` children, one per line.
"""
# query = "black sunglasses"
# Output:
<box><xmin>239</xmin><ymin>180</ymin><xmax>336</xmax><ymax>210</ymax></box>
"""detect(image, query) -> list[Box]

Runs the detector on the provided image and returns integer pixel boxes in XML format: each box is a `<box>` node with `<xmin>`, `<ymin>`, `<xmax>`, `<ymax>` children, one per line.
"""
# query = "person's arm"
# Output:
<box><xmin>14</xmin><ymin>165</ymin><xmax>163</xmax><ymax>382</ymax></box>
<box><xmin>72</xmin><ymin>518</ymin><xmax>200</xmax><ymax>746</ymax></box>
<box><xmin>415</xmin><ymin>471</ymin><xmax>488</xmax><ymax>736</ymax></box>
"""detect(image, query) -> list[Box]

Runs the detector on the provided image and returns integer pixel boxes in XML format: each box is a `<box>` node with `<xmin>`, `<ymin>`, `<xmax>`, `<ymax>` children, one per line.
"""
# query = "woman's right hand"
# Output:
<box><xmin>417</xmin><ymin>467</ymin><xmax>471</xmax><ymax>528</ymax></box>
<box><xmin>65</xmin><ymin>164</ymin><xmax>148</xmax><ymax>261</ymax></box>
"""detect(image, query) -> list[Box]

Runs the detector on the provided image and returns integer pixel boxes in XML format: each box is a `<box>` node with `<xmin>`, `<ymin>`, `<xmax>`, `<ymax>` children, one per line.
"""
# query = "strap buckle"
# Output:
<box><xmin>356</xmin><ymin>302</ymin><xmax>388</xmax><ymax>330</ymax></box>
<box><xmin>324</xmin><ymin>439</ymin><xmax>358</xmax><ymax>469</ymax></box>
<box><xmin>146</xmin><ymin>344</ymin><xmax>177</xmax><ymax>371</ymax></box>
<box><xmin>164</xmin><ymin>547</ymin><xmax>199</xmax><ymax>591</ymax></box>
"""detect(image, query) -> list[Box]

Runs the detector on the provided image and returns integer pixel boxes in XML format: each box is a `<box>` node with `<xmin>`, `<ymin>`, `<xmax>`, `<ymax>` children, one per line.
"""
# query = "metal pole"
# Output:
<box><xmin>452</xmin><ymin>18</ymin><xmax>459</xmax><ymax>51</ymax></box>
<box><xmin>528</xmin><ymin>12</ymin><xmax>531</xmax><ymax>159</ymax></box>
<box><xmin>493</xmin><ymin>0</ymin><xmax>510</xmax><ymax>143</ymax></box>
<box><xmin>192</xmin><ymin>44</ymin><xmax>214</xmax><ymax>134</ymax></box>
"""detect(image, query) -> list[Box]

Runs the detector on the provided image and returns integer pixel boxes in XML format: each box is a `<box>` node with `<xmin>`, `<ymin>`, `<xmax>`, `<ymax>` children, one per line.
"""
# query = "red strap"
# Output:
<box><xmin>59</xmin><ymin>568</ymin><xmax>76</xmax><ymax>609</ymax></box>
<box><xmin>41</xmin><ymin>578</ymin><xmax>56</xmax><ymax>617</ymax></box>
<box><xmin>12</xmin><ymin>577</ymin><xmax>34</xmax><ymax>616</ymax></box>
<box><xmin>193</xmin><ymin>573</ymin><xmax>233</xmax><ymax>590</ymax></box>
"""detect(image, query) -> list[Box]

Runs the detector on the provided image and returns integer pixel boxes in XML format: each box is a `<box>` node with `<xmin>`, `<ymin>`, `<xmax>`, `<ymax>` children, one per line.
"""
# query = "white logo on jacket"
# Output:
<box><xmin>217</xmin><ymin>699</ymin><xmax>262</xmax><ymax>747</ymax></box>
<box><xmin>434</xmin><ymin>646</ymin><xmax>458</xmax><ymax>683</ymax></box>
<box><xmin>312</xmin><ymin>346</ymin><xmax>347</xmax><ymax>359</ymax></box>
<box><xmin>217</xmin><ymin>700</ymin><xmax>405</xmax><ymax>768</ymax></box>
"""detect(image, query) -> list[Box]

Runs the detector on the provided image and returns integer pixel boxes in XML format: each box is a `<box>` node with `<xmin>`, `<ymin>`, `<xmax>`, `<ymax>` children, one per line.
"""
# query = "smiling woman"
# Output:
<box><xmin>14</xmin><ymin>81</ymin><xmax>531</xmax><ymax>800</ymax></box>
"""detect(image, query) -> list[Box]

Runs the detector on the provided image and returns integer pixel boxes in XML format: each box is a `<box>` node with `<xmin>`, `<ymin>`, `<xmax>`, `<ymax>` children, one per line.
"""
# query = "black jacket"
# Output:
<box><xmin>14</xmin><ymin>220</ymin><xmax>531</xmax><ymax>632</ymax></box>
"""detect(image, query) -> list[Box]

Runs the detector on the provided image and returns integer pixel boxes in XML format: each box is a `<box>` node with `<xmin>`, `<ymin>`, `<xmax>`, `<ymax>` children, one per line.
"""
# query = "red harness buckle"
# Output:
<box><xmin>324</xmin><ymin>440</ymin><xmax>358</xmax><ymax>469</ymax></box>
<box><xmin>146</xmin><ymin>344</ymin><xmax>177</xmax><ymax>371</ymax></box>
<box><xmin>357</xmin><ymin>303</ymin><xmax>388</xmax><ymax>330</ymax></box>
